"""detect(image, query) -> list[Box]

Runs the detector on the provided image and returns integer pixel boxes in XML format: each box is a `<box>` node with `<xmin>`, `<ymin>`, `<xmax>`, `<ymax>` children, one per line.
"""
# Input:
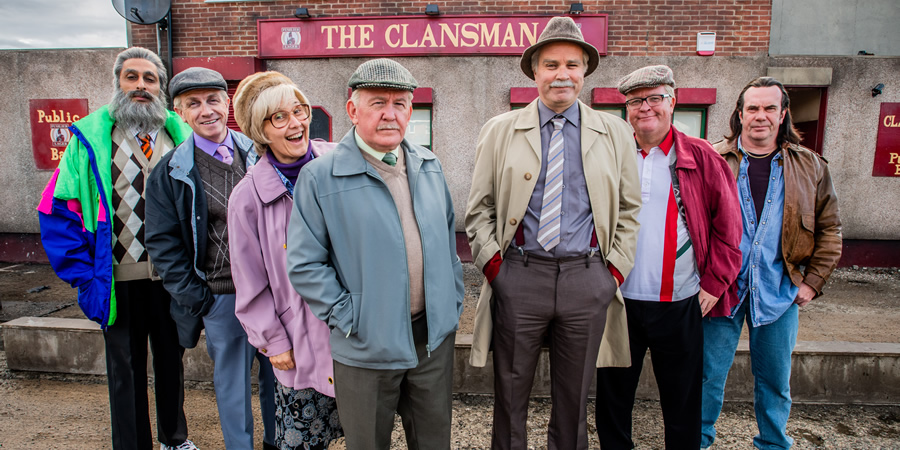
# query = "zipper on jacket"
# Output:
<box><xmin>410</xmin><ymin>158</ymin><xmax>429</xmax><ymax>360</ymax></box>
<box><xmin>370</xmin><ymin>162</ymin><xmax>418</xmax><ymax>362</ymax></box>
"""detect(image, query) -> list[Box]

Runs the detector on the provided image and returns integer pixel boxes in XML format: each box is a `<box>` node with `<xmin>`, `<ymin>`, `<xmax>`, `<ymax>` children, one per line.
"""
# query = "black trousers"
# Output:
<box><xmin>595</xmin><ymin>295</ymin><xmax>703</xmax><ymax>450</ymax></box>
<box><xmin>104</xmin><ymin>279</ymin><xmax>187</xmax><ymax>450</ymax></box>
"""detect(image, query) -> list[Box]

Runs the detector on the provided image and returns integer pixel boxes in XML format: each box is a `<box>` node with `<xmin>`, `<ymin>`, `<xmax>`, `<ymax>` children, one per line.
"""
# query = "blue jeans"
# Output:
<box><xmin>701</xmin><ymin>301</ymin><xmax>798</xmax><ymax>449</ymax></box>
<box><xmin>205</xmin><ymin>293</ymin><xmax>276</xmax><ymax>448</ymax></box>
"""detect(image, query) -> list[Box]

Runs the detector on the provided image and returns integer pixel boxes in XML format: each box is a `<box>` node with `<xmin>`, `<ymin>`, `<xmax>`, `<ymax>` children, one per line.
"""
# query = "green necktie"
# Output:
<box><xmin>382</xmin><ymin>152</ymin><xmax>397</xmax><ymax>166</ymax></box>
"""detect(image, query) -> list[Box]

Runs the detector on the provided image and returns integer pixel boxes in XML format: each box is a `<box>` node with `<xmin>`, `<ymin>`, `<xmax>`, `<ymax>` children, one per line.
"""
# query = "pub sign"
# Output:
<box><xmin>258</xmin><ymin>15</ymin><xmax>608</xmax><ymax>59</ymax></box>
<box><xmin>873</xmin><ymin>103</ymin><xmax>900</xmax><ymax>177</ymax></box>
<box><xmin>29</xmin><ymin>99</ymin><xmax>89</xmax><ymax>170</ymax></box>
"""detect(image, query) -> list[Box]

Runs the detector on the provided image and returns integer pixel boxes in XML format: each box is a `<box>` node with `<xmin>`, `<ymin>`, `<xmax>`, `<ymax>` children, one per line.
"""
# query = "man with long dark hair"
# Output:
<box><xmin>701</xmin><ymin>77</ymin><xmax>842</xmax><ymax>449</ymax></box>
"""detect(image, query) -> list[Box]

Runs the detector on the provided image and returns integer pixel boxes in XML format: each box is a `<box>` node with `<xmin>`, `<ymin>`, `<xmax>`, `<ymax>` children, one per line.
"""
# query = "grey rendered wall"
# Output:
<box><xmin>770</xmin><ymin>0</ymin><xmax>900</xmax><ymax>56</ymax></box>
<box><xmin>3</xmin><ymin>50</ymin><xmax>898</xmax><ymax>240</ymax></box>
<box><xmin>0</xmin><ymin>48</ymin><xmax>123</xmax><ymax>233</ymax></box>
<box><xmin>269</xmin><ymin>55</ymin><xmax>767</xmax><ymax>232</ymax></box>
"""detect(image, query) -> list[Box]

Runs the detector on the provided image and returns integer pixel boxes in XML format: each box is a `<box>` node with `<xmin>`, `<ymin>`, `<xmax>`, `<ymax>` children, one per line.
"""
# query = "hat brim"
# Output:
<box><xmin>520</xmin><ymin>37</ymin><xmax>600</xmax><ymax>80</ymax></box>
<box><xmin>170</xmin><ymin>82</ymin><xmax>226</xmax><ymax>100</ymax></box>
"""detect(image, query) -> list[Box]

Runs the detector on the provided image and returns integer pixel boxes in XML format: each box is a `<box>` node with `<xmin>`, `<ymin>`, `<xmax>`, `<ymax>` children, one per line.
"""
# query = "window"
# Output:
<box><xmin>673</xmin><ymin>108</ymin><xmax>706</xmax><ymax>139</ymax></box>
<box><xmin>596</xmin><ymin>107</ymin><xmax>625</xmax><ymax>119</ymax></box>
<box><xmin>407</xmin><ymin>88</ymin><xmax>434</xmax><ymax>150</ymax></box>
<box><xmin>592</xmin><ymin>87</ymin><xmax>716</xmax><ymax>139</ymax></box>
<box><xmin>406</xmin><ymin>107</ymin><xmax>432</xmax><ymax>150</ymax></box>
<box><xmin>309</xmin><ymin>106</ymin><xmax>332</xmax><ymax>142</ymax></box>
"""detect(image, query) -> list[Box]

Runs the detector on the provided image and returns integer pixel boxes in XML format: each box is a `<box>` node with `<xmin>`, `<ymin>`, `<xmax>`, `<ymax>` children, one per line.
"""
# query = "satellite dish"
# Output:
<box><xmin>111</xmin><ymin>0</ymin><xmax>171</xmax><ymax>25</ymax></box>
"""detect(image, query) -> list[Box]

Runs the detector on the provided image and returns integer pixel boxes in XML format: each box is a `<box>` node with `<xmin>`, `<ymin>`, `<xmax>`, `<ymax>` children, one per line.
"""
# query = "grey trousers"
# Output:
<box><xmin>204</xmin><ymin>293</ymin><xmax>276</xmax><ymax>448</ymax></box>
<box><xmin>491</xmin><ymin>249</ymin><xmax>618</xmax><ymax>450</ymax></box>
<box><xmin>333</xmin><ymin>317</ymin><xmax>455</xmax><ymax>450</ymax></box>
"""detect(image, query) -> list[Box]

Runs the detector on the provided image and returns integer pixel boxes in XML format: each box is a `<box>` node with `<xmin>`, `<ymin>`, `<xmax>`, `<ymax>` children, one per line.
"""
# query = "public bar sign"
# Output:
<box><xmin>258</xmin><ymin>15</ymin><xmax>608</xmax><ymax>59</ymax></box>
<box><xmin>29</xmin><ymin>99</ymin><xmax>89</xmax><ymax>170</ymax></box>
<box><xmin>873</xmin><ymin>103</ymin><xmax>900</xmax><ymax>177</ymax></box>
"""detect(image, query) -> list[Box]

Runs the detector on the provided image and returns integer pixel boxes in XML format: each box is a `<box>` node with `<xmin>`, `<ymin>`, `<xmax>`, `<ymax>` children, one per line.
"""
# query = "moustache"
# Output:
<box><xmin>377</xmin><ymin>124</ymin><xmax>401</xmax><ymax>131</ymax></box>
<box><xmin>550</xmin><ymin>80</ymin><xmax>575</xmax><ymax>88</ymax></box>
<box><xmin>126</xmin><ymin>90</ymin><xmax>155</xmax><ymax>101</ymax></box>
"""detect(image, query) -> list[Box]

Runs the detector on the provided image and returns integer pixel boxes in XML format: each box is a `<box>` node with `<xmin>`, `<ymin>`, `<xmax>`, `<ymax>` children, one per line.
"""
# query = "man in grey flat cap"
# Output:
<box><xmin>594</xmin><ymin>64</ymin><xmax>742</xmax><ymax>449</ymax></box>
<box><xmin>287</xmin><ymin>58</ymin><xmax>464</xmax><ymax>449</ymax></box>
<box><xmin>466</xmin><ymin>16</ymin><xmax>641</xmax><ymax>449</ymax></box>
<box><xmin>145</xmin><ymin>66</ymin><xmax>277</xmax><ymax>450</ymax></box>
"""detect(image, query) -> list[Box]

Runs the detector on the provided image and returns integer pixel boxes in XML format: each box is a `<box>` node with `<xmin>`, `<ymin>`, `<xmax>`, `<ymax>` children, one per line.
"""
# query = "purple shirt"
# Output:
<box><xmin>193</xmin><ymin>132</ymin><xmax>234</xmax><ymax>161</ymax></box>
<box><xmin>520</xmin><ymin>101</ymin><xmax>594</xmax><ymax>258</ymax></box>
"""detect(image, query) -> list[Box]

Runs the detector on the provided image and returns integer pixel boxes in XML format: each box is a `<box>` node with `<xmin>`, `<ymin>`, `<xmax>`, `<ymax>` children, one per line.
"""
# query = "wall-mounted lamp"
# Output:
<box><xmin>425</xmin><ymin>4</ymin><xmax>440</xmax><ymax>15</ymax></box>
<box><xmin>872</xmin><ymin>83</ymin><xmax>884</xmax><ymax>98</ymax></box>
<box><xmin>294</xmin><ymin>7</ymin><xmax>310</xmax><ymax>19</ymax></box>
<box><xmin>568</xmin><ymin>3</ymin><xmax>584</xmax><ymax>14</ymax></box>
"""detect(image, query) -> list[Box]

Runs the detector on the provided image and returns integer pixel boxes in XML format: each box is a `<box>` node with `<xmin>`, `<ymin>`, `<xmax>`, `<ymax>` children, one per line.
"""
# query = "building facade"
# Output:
<box><xmin>3</xmin><ymin>0</ymin><xmax>898</xmax><ymax>264</ymax></box>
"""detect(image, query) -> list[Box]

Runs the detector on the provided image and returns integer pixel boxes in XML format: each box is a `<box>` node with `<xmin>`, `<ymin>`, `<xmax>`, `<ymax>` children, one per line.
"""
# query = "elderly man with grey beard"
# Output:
<box><xmin>38</xmin><ymin>47</ymin><xmax>198</xmax><ymax>450</ymax></box>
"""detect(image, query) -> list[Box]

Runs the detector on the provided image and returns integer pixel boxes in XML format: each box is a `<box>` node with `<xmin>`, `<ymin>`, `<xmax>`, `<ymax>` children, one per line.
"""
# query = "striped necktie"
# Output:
<box><xmin>138</xmin><ymin>134</ymin><xmax>152</xmax><ymax>160</ymax></box>
<box><xmin>537</xmin><ymin>116</ymin><xmax>566</xmax><ymax>251</ymax></box>
<box><xmin>382</xmin><ymin>152</ymin><xmax>397</xmax><ymax>166</ymax></box>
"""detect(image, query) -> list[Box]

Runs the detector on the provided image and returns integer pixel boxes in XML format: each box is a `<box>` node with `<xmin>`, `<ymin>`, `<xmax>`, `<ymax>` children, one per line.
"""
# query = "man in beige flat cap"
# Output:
<box><xmin>594</xmin><ymin>64</ymin><xmax>742</xmax><ymax>449</ymax></box>
<box><xmin>288</xmin><ymin>58</ymin><xmax>463</xmax><ymax>450</ymax></box>
<box><xmin>466</xmin><ymin>16</ymin><xmax>641</xmax><ymax>449</ymax></box>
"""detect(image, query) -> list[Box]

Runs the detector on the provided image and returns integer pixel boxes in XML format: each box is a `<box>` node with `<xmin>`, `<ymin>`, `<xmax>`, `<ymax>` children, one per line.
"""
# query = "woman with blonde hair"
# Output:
<box><xmin>228</xmin><ymin>71</ymin><xmax>341</xmax><ymax>449</ymax></box>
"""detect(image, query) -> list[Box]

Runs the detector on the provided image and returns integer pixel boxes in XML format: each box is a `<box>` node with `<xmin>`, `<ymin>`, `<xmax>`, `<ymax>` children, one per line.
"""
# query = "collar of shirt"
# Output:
<box><xmin>737</xmin><ymin>134</ymin><xmax>782</xmax><ymax>161</ymax></box>
<box><xmin>537</xmin><ymin>100</ymin><xmax>580</xmax><ymax>129</ymax></box>
<box><xmin>130</xmin><ymin>127</ymin><xmax>160</xmax><ymax>145</ymax></box>
<box><xmin>354</xmin><ymin>129</ymin><xmax>399</xmax><ymax>162</ymax></box>
<box><xmin>636</xmin><ymin>127</ymin><xmax>674</xmax><ymax>158</ymax></box>
<box><xmin>193</xmin><ymin>130</ymin><xmax>234</xmax><ymax>159</ymax></box>
<box><xmin>734</xmin><ymin>133</ymin><xmax>796</xmax><ymax>325</ymax></box>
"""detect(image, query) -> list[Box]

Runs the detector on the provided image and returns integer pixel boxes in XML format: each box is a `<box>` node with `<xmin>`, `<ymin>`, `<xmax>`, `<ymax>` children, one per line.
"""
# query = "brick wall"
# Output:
<box><xmin>130</xmin><ymin>0</ymin><xmax>771</xmax><ymax>58</ymax></box>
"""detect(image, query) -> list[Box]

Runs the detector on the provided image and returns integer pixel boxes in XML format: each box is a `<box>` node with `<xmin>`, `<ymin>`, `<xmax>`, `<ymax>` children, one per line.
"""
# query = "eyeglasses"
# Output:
<box><xmin>265</xmin><ymin>104</ymin><xmax>311</xmax><ymax>129</ymax></box>
<box><xmin>624</xmin><ymin>94</ymin><xmax>672</xmax><ymax>110</ymax></box>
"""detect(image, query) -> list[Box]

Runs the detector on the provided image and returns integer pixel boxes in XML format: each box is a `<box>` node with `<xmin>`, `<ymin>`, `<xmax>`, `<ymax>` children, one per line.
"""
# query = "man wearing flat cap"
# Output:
<box><xmin>145</xmin><ymin>67</ymin><xmax>277</xmax><ymax>449</ymax></box>
<box><xmin>466</xmin><ymin>16</ymin><xmax>641</xmax><ymax>449</ymax></box>
<box><xmin>594</xmin><ymin>65</ymin><xmax>742</xmax><ymax>449</ymax></box>
<box><xmin>287</xmin><ymin>58</ymin><xmax>463</xmax><ymax>449</ymax></box>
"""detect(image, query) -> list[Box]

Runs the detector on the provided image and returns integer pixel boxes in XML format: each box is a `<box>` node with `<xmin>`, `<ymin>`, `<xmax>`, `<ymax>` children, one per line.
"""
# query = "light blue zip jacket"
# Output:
<box><xmin>287</xmin><ymin>128</ymin><xmax>464</xmax><ymax>370</ymax></box>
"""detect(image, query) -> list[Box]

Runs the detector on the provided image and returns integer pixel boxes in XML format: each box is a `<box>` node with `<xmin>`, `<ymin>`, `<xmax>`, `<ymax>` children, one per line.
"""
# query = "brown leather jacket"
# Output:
<box><xmin>714</xmin><ymin>138</ymin><xmax>842</xmax><ymax>295</ymax></box>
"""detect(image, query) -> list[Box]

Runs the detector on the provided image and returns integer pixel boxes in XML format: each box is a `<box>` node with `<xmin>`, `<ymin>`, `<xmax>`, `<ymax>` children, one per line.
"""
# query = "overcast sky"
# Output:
<box><xmin>0</xmin><ymin>0</ymin><xmax>128</xmax><ymax>49</ymax></box>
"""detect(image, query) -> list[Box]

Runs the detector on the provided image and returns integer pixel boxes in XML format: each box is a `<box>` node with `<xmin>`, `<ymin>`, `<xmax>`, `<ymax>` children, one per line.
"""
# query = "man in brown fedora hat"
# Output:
<box><xmin>466</xmin><ymin>16</ymin><xmax>641</xmax><ymax>449</ymax></box>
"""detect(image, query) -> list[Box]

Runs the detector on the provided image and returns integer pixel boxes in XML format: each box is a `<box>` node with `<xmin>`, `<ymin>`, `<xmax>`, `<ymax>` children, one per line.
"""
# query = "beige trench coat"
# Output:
<box><xmin>465</xmin><ymin>99</ymin><xmax>641</xmax><ymax>368</ymax></box>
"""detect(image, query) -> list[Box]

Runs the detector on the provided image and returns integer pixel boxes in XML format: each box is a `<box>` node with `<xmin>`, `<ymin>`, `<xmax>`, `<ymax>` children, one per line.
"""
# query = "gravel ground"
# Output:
<box><xmin>2</xmin><ymin>350</ymin><xmax>899</xmax><ymax>449</ymax></box>
<box><xmin>3</xmin><ymin>264</ymin><xmax>900</xmax><ymax>448</ymax></box>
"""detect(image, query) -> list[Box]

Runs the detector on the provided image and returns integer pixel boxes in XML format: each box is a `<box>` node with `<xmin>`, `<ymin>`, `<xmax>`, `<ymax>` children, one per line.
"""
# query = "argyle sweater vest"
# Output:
<box><xmin>110</xmin><ymin>126</ymin><xmax>173</xmax><ymax>281</ymax></box>
<box><xmin>194</xmin><ymin>147</ymin><xmax>245</xmax><ymax>294</ymax></box>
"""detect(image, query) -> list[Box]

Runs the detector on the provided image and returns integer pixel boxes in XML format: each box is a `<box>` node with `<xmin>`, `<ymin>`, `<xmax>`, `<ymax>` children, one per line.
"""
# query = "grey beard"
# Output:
<box><xmin>109</xmin><ymin>89</ymin><xmax>168</xmax><ymax>135</ymax></box>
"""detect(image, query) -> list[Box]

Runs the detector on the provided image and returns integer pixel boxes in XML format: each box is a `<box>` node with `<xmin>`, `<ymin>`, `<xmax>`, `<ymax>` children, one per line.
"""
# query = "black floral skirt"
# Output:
<box><xmin>274</xmin><ymin>379</ymin><xmax>343</xmax><ymax>449</ymax></box>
